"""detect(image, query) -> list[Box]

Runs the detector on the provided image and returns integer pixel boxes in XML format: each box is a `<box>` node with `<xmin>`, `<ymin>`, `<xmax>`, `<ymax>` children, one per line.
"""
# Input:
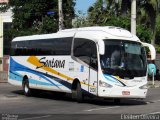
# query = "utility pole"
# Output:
<box><xmin>131</xmin><ymin>0</ymin><xmax>136</xmax><ymax>35</ymax></box>
<box><xmin>58</xmin><ymin>0</ymin><xmax>64</xmax><ymax>30</ymax></box>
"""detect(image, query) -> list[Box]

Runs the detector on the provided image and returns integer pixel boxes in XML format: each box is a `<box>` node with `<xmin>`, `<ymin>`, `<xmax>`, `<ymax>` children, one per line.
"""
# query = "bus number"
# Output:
<box><xmin>90</xmin><ymin>87</ymin><xmax>96</xmax><ymax>93</ymax></box>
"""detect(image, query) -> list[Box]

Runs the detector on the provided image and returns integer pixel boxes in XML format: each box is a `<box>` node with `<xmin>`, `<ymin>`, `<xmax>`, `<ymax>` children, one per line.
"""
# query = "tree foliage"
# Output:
<box><xmin>8</xmin><ymin>0</ymin><xmax>75</xmax><ymax>37</ymax></box>
<box><xmin>0</xmin><ymin>2</ymin><xmax>10</xmax><ymax>12</ymax></box>
<box><xmin>137</xmin><ymin>0</ymin><xmax>160</xmax><ymax>45</ymax></box>
<box><xmin>74</xmin><ymin>0</ymin><xmax>160</xmax><ymax>52</ymax></box>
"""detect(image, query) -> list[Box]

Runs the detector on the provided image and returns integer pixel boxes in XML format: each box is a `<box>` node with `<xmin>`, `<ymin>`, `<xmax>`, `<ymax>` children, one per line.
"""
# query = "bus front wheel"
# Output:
<box><xmin>76</xmin><ymin>82</ymin><xmax>83</xmax><ymax>103</ymax></box>
<box><xmin>72</xmin><ymin>82</ymin><xmax>83</xmax><ymax>103</ymax></box>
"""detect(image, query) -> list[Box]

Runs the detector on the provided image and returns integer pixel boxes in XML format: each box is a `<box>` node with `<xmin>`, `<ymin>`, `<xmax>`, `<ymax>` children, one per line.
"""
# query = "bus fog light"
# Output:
<box><xmin>99</xmin><ymin>80</ymin><xmax>112</xmax><ymax>88</ymax></box>
<box><xmin>139</xmin><ymin>84</ymin><xmax>148</xmax><ymax>89</ymax></box>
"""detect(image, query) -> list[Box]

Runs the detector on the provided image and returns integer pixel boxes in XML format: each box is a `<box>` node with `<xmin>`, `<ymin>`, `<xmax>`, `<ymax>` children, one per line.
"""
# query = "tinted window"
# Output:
<box><xmin>73</xmin><ymin>38</ymin><xmax>98</xmax><ymax>70</ymax></box>
<box><xmin>11</xmin><ymin>41</ymin><xmax>26</xmax><ymax>56</ymax></box>
<box><xmin>100</xmin><ymin>40</ymin><xmax>147</xmax><ymax>78</ymax></box>
<box><xmin>74</xmin><ymin>38</ymin><xmax>91</xmax><ymax>64</ymax></box>
<box><xmin>11</xmin><ymin>37</ymin><xmax>72</xmax><ymax>56</ymax></box>
<box><xmin>90</xmin><ymin>42</ymin><xmax>98</xmax><ymax>70</ymax></box>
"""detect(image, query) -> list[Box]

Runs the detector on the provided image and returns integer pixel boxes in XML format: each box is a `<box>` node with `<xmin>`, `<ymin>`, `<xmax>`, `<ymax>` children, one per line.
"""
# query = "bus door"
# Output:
<box><xmin>73</xmin><ymin>32</ymin><xmax>98</xmax><ymax>96</ymax></box>
<box><xmin>88</xmin><ymin>42</ymin><xmax>98</xmax><ymax>96</ymax></box>
<box><xmin>73</xmin><ymin>37</ymin><xmax>96</xmax><ymax>95</ymax></box>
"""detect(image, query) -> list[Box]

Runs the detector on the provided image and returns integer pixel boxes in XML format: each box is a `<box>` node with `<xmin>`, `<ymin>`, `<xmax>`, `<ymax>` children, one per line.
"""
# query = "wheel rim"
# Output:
<box><xmin>24</xmin><ymin>84</ymin><xmax>29</xmax><ymax>93</ymax></box>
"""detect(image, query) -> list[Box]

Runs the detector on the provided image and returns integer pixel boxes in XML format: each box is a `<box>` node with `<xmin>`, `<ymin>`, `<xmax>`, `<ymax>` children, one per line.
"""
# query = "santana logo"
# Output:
<box><xmin>36</xmin><ymin>57</ymin><xmax>65</xmax><ymax>69</ymax></box>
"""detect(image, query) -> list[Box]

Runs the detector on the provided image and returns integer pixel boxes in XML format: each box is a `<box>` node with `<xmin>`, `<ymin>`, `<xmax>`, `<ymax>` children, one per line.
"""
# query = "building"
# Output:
<box><xmin>0</xmin><ymin>0</ymin><xmax>12</xmax><ymax>71</ymax></box>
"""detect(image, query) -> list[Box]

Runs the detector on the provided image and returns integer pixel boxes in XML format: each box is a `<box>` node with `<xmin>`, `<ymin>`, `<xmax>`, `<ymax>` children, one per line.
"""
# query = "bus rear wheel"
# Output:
<box><xmin>23</xmin><ymin>80</ymin><xmax>31</xmax><ymax>96</ymax></box>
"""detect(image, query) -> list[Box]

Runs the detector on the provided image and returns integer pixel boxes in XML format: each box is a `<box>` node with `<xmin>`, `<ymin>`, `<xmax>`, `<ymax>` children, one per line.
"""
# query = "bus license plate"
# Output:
<box><xmin>122</xmin><ymin>91</ymin><xmax>130</xmax><ymax>95</ymax></box>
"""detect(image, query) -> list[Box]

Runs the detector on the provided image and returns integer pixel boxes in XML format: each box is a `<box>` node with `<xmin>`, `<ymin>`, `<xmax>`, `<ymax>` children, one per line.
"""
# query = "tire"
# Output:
<box><xmin>76</xmin><ymin>82</ymin><xmax>83</xmax><ymax>103</ymax></box>
<box><xmin>23</xmin><ymin>80</ymin><xmax>31</xmax><ymax>96</ymax></box>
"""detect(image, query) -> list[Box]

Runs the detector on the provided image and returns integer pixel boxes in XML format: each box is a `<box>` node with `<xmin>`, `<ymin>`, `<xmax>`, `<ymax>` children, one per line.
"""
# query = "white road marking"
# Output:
<box><xmin>146</xmin><ymin>101</ymin><xmax>151</xmax><ymax>104</ymax></box>
<box><xmin>153</xmin><ymin>99</ymin><xmax>160</xmax><ymax>103</ymax></box>
<box><xmin>148</xmin><ymin>112</ymin><xmax>160</xmax><ymax>115</ymax></box>
<box><xmin>146</xmin><ymin>99</ymin><xmax>160</xmax><ymax>104</ymax></box>
<box><xmin>84</xmin><ymin>106</ymin><xmax>120</xmax><ymax>112</ymax></box>
<box><xmin>19</xmin><ymin>115</ymin><xmax>51</xmax><ymax>120</ymax></box>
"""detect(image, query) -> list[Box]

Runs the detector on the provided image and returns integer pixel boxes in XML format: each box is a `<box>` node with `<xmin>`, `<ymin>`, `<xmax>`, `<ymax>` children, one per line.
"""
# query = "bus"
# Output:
<box><xmin>8</xmin><ymin>26</ymin><xmax>156</xmax><ymax>103</ymax></box>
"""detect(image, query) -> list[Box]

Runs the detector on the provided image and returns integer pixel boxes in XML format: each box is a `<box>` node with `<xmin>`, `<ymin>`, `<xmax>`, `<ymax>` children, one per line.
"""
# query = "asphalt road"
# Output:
<box><xmin>0</xmin><ymin>83</ymin><xmax>160</xmax><ymax>120</ymax></box>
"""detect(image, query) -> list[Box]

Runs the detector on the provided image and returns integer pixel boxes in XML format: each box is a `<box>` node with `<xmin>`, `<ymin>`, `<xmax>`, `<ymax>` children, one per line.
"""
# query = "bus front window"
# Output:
<box><xmin>100</xmin><ymin>40</ymin><xmax>147</xmax><ymax>78</ymax></box>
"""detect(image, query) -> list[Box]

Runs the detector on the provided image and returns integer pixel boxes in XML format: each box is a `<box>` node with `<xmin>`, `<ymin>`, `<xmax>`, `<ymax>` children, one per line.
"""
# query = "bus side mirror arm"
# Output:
<box><xmin>142</xmin><ymin>42</ymin><xmax>156</xmax><ymax>60</ymax></box>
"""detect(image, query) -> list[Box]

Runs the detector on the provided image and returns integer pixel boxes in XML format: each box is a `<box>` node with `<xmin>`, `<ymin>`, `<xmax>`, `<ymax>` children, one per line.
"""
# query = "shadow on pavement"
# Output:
<box><xmin>11</xmin><ymin>89</ymin><xmax>147</xmax><ymax>106</ymax></box>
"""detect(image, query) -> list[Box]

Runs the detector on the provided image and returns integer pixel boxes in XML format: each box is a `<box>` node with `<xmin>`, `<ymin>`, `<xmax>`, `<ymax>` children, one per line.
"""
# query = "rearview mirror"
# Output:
<box><xmin>98</xmin><ymin>40</ymin><xmax>105</xmax><ymax>55</ymax></box>
<box><xmin>142</xmin><ymin>42</ymin><xmax>156</xmax><ymax>60</ymax></box>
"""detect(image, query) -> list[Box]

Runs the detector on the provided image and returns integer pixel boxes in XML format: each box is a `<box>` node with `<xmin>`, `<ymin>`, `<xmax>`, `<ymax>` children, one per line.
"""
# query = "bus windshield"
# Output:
<box><xmin>100</xmin><ymin>40</ymin><xmax>147</xmax><ymax>78</ymax></box>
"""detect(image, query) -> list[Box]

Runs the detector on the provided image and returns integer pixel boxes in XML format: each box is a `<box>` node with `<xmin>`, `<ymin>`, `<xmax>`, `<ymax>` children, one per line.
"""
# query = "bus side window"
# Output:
<box><xmin>73</xmin><ymin>38</ymin><xmax>98</xmax><ymax>70</ymax></box>
<box><xmin>73</xmin><ymin>38</ymin><xmax>91</xmax><ymax>65</ymax></box>
<box><xmin>90</xmin><ymin>42</ymin><xmax>98</xmax><ymax>70</ymax></box>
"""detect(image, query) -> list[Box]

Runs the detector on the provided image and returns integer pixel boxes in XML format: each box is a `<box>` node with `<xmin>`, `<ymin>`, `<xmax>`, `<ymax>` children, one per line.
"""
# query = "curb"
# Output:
<box><xmin>148</xmin><ymin>84</ymin><xmax>160</xmax><ymax>88</ymax></box>
<box><xmin>148</xmin><ymin>86</ymin><xmax>160</xmax><ymax>88</ymax></box>
<box><xmin>0</xmin><ymin>80</ymin><xmax>8</xmax><ymax>83</ymax></box>
<box><xmin>148</xmin><ymin>80</ymin><xmax>160</xmax><ymax>88</ymax></box>
<box><xmin>0</xmin><ymin>71</ymin><xmax>8</xmax><ymax>83</ymax></box>
<box><xmin>0</xmin><ymin>79</ymin><xmax>8</xmax><ymax>83</ymax></box>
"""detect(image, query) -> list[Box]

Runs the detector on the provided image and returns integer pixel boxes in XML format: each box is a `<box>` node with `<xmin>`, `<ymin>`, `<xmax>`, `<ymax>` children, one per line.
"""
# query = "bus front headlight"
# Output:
<box><xmin>99</xmin><ymin>80</ymin><xmax>113</xmax><ymax>88</ymax></box>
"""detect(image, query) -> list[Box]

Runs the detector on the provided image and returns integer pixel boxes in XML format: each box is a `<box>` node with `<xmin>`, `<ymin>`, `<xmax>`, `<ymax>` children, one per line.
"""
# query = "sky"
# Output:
<box><xmin>75</xmin><ymin>0</ymin><xmax>96</xmax><ymax>15</ymax></box>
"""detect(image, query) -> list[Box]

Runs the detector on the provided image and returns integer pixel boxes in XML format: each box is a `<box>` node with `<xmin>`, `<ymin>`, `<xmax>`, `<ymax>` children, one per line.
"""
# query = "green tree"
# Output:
<box><xmin>83</xmin><ymin>0</ymin><xmax>153</xmax><ymax>43</ymax></box>
<box><xmin>103</xmin><ymin>0</ymin><xmax>131</xmax><ymax>16</ymax></box>
<box><xmin>74</xmin><ymin>0</ymin><xmax>160</xmax><ymax>52</ymax></box>
<box><xmin>73</xmin><ymin>11</ymin><xmax>89</xmax><ymax>27</ymax></box>
<box><xmin>9</xmin><ymin>0</ymin><xmax>75</xmax><ymax>37</ymax></box>
<box><xmin>63</xmin><ymin>0</ymin><xmax>75</xmax><ymax>29</ymax></box>
<box><xmin>9</xmin><ymin>0</ymin><xmax>57</xmax><ymax>35</ymax></box>
<box><xmin>87</xmin><ymin>0</ymin><xmax>130</xmax><ymax>27</ymax></box>
<box><xmin>138</xmin><ymin>0</ymin><xmax>160</xmax><ymax>45</ymax></box>
<box><xmin>0</xmin><ymin>2</ymin><xmax>10</xmax><ymax>12</ymax></box>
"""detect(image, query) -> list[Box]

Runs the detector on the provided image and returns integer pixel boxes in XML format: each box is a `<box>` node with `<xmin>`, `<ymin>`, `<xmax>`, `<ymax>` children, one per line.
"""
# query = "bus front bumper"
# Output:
<box><xmin>98</xmin><ymin>87</ymin><xmax>148</xmax><ymax>99</ymax></box>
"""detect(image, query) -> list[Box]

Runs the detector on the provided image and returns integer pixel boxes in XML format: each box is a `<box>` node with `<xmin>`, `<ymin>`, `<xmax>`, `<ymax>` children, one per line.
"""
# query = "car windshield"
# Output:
<box><xmin>100</xmin><ymin>40</ymin><xmax>147</xmax><ymax>78</ymax></box>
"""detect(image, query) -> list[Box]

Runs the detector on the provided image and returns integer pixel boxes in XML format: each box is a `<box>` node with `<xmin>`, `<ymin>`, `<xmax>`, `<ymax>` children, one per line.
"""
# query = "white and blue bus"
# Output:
<box><xmin>8</xmin><ymin>26</ymin><xmax>156</xmax><ymax>102</ymax></box>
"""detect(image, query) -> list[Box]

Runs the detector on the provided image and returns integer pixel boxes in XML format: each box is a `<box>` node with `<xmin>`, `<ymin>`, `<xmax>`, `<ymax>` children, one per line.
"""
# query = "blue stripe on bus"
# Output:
<box><xmin>10</xmin><ymin>68</ymin><xmax>62</xmax><ymax>89</ymax></box>
<box><xmin>9</xmin><ymin>71</ymin><xmax>62</xmax><ymax>87</ymax></box>
<box><xmin>10</xmin><ymin>57</ymin><xmax>72</xmax><ymax>89</ymax></box>
<box><xmin>9</xmin><ymin>71</ymin><xmax>23</xmax><ymax>82</ymax></box>
<box><xmin>103</xmin><ymin>74</ymin><xmax>124</xmax><ymax>86</ymax></box>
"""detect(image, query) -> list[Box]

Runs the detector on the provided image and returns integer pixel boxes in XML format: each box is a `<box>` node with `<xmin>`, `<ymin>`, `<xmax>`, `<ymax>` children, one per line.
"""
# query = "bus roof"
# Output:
<box><xmin>12</xmin><ymin>26</ymin><xmax>140</xmax><ymax>42</ymax></box>
<box><xmin>12</xmin><ymin>32</ymin><xmax>75</xmax><ymax>42</ymax></box>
